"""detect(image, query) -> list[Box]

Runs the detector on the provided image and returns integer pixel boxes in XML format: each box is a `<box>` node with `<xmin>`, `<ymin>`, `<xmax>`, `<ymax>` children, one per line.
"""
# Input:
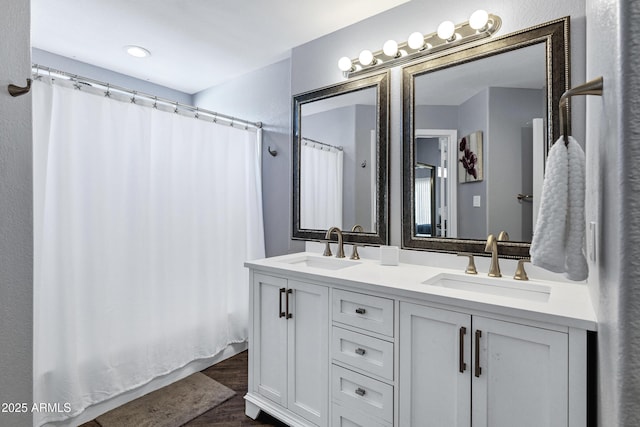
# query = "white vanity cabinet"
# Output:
<box><xmin>246</xmin><ymin>272</ymin><xmax>329</xmax><ymax>427</ymax></box>
<box><xmin>245</xmin><ymin>253</ymin><xmax>595</xmax><ymax>427</ymax></box>
<box><xmin>399</xmin><ymin>301</ymin><xmax>571</xmax><ymax>427</ymax></box>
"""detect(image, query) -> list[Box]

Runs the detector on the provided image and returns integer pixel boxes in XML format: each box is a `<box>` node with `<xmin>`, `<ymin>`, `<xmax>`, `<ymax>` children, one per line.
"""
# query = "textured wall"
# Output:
<box><xmin>0</xmin><ymin>0</ymin><xmax>34</xmax><ymax>425</ymax></box>
<box><xmin>586</xmin><ymin>0</ymin><xmax>640</xmax><ymax>425</ymax></box>
<box><xmin>194</xmin><ymin>59</ymin><xmax>303</xmax><ymax>257</ymax></box>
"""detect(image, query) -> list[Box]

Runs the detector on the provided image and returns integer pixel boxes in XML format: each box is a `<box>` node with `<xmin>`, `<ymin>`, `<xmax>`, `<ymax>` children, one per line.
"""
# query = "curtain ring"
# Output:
<box><xmin>104</xmin><ymin>83</ymin><xmax>111</xmax><ymax>97</ymax></box>
<box><xmin>153</xmin><ymin>96</ymin><xmax>158</xmax><ymax>109</ymax></box>
<box><xmin>174</xmin><ymin>102</ymin><xmax>179</xmax><ymax>114</ymax></box>
<box><xmin>195</xmin><ymin>107</ymin><xmax>199</xmax><ymax>119</ymax></box>
<box><xmin>131</xmin><ymin>91</ymin><xmax>137</xmax><ymax>103</ymax></box>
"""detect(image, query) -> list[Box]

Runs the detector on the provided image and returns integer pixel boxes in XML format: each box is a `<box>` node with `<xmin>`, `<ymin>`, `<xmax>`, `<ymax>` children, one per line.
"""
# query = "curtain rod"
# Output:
<box><xmin>32</xmin><ymin>64</ymin><xmax>263</xmax><ymax>130</ymax></box>
<box><xmin>302</xmin><ymin>137</ymin><xmax>343</xmax><ymax>151</ymax></box>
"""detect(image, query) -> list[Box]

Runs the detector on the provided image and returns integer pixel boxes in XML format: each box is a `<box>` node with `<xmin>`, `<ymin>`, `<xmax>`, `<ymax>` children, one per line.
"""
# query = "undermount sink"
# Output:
<box><xmin>281</xmin><ymin>255</ymin><xmax>359</xmax><ymax>271</ymax></box>
<box><xmin>423</xmin><ymin>273</ymin><xmax>551</xmax><ymax>302</ymax></box>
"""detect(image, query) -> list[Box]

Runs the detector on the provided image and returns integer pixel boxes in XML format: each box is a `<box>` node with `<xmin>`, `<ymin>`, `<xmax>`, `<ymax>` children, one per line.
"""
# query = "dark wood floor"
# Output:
<box><xmin>81</xmin><ymin>350</ymin><xmax>288</xmax><ymax>427</ymax></box>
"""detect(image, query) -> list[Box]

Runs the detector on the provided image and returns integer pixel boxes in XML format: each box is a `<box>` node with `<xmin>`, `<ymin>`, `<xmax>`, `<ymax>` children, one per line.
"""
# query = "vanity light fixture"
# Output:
<box><xmin>125</xmin><ymin>45</ymin><xmax>151</xmax><ymax>58</ymax></box>
<box><xmin>338</xmin><ymin>10</ymin><xmax>501</xmax><ymax>78</ymax></box>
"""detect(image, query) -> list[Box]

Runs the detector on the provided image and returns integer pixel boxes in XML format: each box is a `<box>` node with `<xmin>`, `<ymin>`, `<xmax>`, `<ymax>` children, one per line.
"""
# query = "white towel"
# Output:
<box><xmin>530</xmin><ymin>136</ymin><xmax>589</xmax><ymax>281</ymax></box>
<box><xmin>565</xmin><ymin>137</ymin><xmax>588</xmax><ymax>280</ymax></box>
<box><xmin>530</xmin><ymin>137</ymin><xmax>569</xmax><ymax>273</ymax></box>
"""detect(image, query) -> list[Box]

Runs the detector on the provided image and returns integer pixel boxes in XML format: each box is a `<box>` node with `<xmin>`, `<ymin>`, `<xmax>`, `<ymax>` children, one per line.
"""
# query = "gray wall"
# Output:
<box><xmin>457</xmin><ymin>89</ymin><xmax>488</xmax><ymax>239</ymax></box>
<box><xmin>0</xmin><ymin>0</ymin><xmax>33</xmax><ymax>426</ymax></box>
<box><xmin>586</xmin><ymin>0</ymin><xmax>640</xmax><ymax>425</ymax></box>
<box><xmin>487</xmin><ymin>87</ymin><xmax>543</xmax><ymax>241</ymax></box>
<box><xmin>415</xmin><ymin>105</ymin><xmax>459</xmax><ymax>129</ymax></box>
<box><xmin>194</xmin><ymin>59</ymin><xmax>301</xmax><ymax>257</ymax></box>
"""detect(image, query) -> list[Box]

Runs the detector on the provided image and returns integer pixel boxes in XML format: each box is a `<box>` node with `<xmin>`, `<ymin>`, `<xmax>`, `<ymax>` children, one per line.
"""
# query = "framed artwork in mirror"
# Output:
<box><xmin>458</xmin><ymin>131</ymin><xmax>483</xmax><ymax>183</ymax></box>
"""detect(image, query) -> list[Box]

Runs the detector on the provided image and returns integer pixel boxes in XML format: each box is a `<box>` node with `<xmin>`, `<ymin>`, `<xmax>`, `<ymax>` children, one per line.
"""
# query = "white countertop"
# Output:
<box><xmin>245</xmin><ymin>252</ymin><xmax>598</xmax><ymax>331</ymax></box>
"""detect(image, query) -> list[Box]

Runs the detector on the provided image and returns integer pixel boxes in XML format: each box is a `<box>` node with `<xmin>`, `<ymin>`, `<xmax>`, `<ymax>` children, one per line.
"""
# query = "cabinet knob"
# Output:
<box><xmin>355</xmin><ymin>348</ymin><xmax>366</xmax><ymax>356</ymax></box>
<box><xmin>355</xmin><ymin>308</ymin><xmax>366</xmax><ymax>315</ymax></box>
<box><xmin>355</xmin><ymin>387</ymin><xmax>366</xmax><ymax>397</ymax></box>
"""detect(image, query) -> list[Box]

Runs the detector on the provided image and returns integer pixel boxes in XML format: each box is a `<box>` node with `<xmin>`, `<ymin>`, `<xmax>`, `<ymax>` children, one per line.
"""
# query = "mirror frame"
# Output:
<box><xmin>293</xmin><ymin>71</ymin><xmax>390</xmax><ymax>245</ymax></box>
<box><xmin>402</xmin><ymin>17</ymin><xmax>569</xmax><ymax>257</ymax></box>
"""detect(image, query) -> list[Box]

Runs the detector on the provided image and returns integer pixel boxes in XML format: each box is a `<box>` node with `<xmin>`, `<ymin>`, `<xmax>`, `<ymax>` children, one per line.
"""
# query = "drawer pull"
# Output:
<box><xmin>355</xmin><ymin>387</ymin><xmax>366</xmax><ymax>397</ymax></box>
<box><xmin>355</xmin><ymin>348</ymin><xmax>366</xmax><ymax>356</ymax></box>
<box><xmin>355</xmin><ymin>308</ymin><xmax>367</xmax><ymax>315</ymax></box>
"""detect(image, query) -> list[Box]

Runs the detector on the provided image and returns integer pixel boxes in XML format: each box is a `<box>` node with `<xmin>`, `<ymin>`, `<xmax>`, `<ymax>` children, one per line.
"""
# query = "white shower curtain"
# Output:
<box><xmin>32</xmin><ymin>79</ymin><xmax>265</xmax><ymax>425</ymax></box>
<box><xmin>300</xmin><ymin>142</ymin><xmax>343</xmax><ymax>230</ymax></box>
<box><xmin>415</xmin><ymin>177</ymin><xmax>433</xmax><ymax>227</ymax></box>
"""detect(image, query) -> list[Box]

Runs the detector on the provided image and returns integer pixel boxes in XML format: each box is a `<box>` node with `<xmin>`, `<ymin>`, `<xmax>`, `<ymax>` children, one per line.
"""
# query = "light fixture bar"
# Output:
<box><xmin>340</xmin><ymin>12</ymin><xmax>501</xmax><ymax>78</ymax></box>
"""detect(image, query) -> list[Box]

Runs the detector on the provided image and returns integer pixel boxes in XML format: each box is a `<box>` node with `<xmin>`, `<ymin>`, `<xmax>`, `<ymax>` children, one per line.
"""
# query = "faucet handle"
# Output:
<box><xmin>350</xmin><ymin>244</ymin><xmax>360</xmax><ymax>260</ymax></box>
<box><xmin>322</xmin><ymin>240</ymin><xmax>332</xmax><ymax>257</ymax></box>
<box><xmin>514</xmin><ymin>258</ymin><xmax>530</xmax><ymax>281</ymax></box>
<box><xmin>457</xmin><ymin>252</ymin><xmax>478</xmax><ymax>275</ymax></box>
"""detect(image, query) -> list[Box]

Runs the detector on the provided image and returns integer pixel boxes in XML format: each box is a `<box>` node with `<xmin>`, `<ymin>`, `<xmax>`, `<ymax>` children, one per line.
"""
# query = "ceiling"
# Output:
<box><xmin>31</xmin><ymin>0</ymin><xmax>409</xmax><ymax>94</ymax></box>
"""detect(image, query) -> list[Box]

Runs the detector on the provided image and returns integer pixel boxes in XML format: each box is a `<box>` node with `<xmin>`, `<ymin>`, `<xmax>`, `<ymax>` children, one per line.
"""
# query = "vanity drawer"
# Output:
<box><xmin>332</xmin><ymin>326</ymin><xmax>394</xmax><ymax>381</ymax></box>
<box><xmin>331</xmin><ymin>364</ymin><xmax>394</xmax><ymax>424</ymax></box>
<box><xmin>332</xmin><ymin>402</ymin><xmax>391</xmax><ymax>427</ymax></box>
<box><xmin>332</xmin><ymin>289</ymin><xmax>394</xmax><ymax>337</ymax></box>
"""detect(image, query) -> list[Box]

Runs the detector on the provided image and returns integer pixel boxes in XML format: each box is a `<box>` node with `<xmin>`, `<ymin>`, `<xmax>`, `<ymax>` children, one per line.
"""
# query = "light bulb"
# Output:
<box><xmin>437</xmin><ymin>21</ymin><xmax>456</xmax><ymax>40</ymax></box>
<box><xmin>338</xmin><ymin>56</ymin><xmax>353</xmax><ymax>72</ymax></box>
<box><xmin>469</xmin><ymin>10</ymin><xmax>489</xmax><ymax>30</ymax></box>
<box><xmin>407</xmin><ymin>32</ymin><xmax>425</xmax><ymax>50</ymax></box>
<box><xmin>358</xmin><ymin>49</ymin><xmax>375</xmax><ymax>66</ymax></box>
<box><xmin>383</xmin><ymin>39</ymin><xmax>399</xmax><ymax>57</ymax></box>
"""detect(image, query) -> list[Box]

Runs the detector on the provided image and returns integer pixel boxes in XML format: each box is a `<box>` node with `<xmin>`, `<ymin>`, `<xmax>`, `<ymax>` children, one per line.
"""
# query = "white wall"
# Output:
<box><xmin>586</xmin><ymin>0</ymin><xmax>640</xmax><ymax>424</ymax></box>
<box><xmin>0</xmin><ymin>0</ymin><xmax>34</xmax><ymax>426</ymax></box>
<box><xmin>290</xmin><ymin>0</ymin><xmax>587</xmax><ymax>248</ymax></box>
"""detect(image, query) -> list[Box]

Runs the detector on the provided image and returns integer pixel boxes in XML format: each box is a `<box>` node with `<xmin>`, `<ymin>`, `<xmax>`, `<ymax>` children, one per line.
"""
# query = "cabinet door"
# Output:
<box><xmin>399</xmin><ymin>302</ymin><xmax>471</xmax><ymax>427</ymax></box>
<box><xmin>472</xmin><ymin>316</ymin><xmax>568</xmax><ymax>427</ymax></box>
<box><xmin>287</xmin><ymin>280</ymin><xmax>329</xmax><ymax>426</ymax></box>
<box><xmin>253</xmin><ymin>273</ymin><xmax>288</xmax><ymax>406</ymax></box>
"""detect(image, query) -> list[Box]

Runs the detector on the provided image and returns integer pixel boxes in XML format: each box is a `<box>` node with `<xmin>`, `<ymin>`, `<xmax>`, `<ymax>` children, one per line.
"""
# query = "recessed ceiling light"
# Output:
<box><xmin>125</xmin><ymin>45</ymin><xmax>151</xmax><ymax>58</ymax></box>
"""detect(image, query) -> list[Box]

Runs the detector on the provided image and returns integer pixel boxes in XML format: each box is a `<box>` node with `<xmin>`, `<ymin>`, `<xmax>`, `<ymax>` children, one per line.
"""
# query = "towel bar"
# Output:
<box><xmin>559</xmin><ymin>76</ymin><xmax>604</xmax><ymax>145</ymax></box>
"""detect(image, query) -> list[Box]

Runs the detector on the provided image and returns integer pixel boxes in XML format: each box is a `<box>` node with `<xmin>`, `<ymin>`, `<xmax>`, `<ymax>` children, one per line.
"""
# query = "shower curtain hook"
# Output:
<box><xmin>153</xmin><ymin>96</ymin><xmax>158</xmax><ymax>109</ymax></box>
<box><xmin>213</xmin><ymin>113</ymin><xmax>218</xmax><ymax>123</ymax></box>
<box><xmin>195</xmin><ymin>107</ymin><xmax>199</xmax><ymax>119</ymax></box>
<box><xmin>131</xmin><ymin>91</ymin><xmax>137</xmax><ymax>104</ymax></box>
<box><xmin>104</xmin><ymin>83</ymin><xmax>111</xmax><ymax>98</ymax></box>
<box><xmin>230</xmin><ymin>118</ymin><xmax>235</xmax><ymax>127</ymax></box>
<box><xmin>174</xmin><ymin>102</ymin><xmax>179</xmax><ymax>114</ymax></box>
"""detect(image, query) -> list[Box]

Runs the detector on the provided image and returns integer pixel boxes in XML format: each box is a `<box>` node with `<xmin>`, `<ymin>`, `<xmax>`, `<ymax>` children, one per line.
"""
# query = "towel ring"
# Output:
<box><xmin>559</xmin><ymin>77</ymin><xmax>604</xmax><ymax>145</ymax></box>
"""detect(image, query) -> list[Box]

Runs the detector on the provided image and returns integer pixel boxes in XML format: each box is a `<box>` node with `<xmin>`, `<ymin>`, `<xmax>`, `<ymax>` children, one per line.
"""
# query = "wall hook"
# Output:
<box><xmin>8</xmin><ymin>78</ymin><xmax>32</xmax><ymax>97</ymax></box>
<box><xmin>267</xmin><ymin>146</ymin><xmax>278</xmax><ymax>157</ymax></box>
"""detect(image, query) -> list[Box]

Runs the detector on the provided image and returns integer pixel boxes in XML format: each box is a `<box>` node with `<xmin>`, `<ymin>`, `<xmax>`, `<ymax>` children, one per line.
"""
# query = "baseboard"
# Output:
<box><xmin>43</xmin><ymin>341</ymin><xmax>248</xmax><ymax>427</ymax></box>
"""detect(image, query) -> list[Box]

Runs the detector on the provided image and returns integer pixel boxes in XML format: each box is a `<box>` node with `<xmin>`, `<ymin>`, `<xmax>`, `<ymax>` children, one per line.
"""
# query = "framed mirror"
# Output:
<box><xmin>293</xmin><ymin>71</ymin><xmax>389</xmax><ymax>244</ymax></box>
<box><xmin>402</xmin><ymin>18</ymin><xmax>569</xmax><ymax>257</ymax></box>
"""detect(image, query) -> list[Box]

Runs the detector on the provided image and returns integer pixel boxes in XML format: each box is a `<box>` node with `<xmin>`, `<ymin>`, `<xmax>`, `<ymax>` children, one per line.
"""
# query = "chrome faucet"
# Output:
<box><xmin>484</xmin><ymin>234</ymin><xmax>502</xmax><ymax>277</ymax></box>
<box><xmin>324</xmin><ymin>226</ymin><xmax>345</xmax><ymax>258</ymax></box>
